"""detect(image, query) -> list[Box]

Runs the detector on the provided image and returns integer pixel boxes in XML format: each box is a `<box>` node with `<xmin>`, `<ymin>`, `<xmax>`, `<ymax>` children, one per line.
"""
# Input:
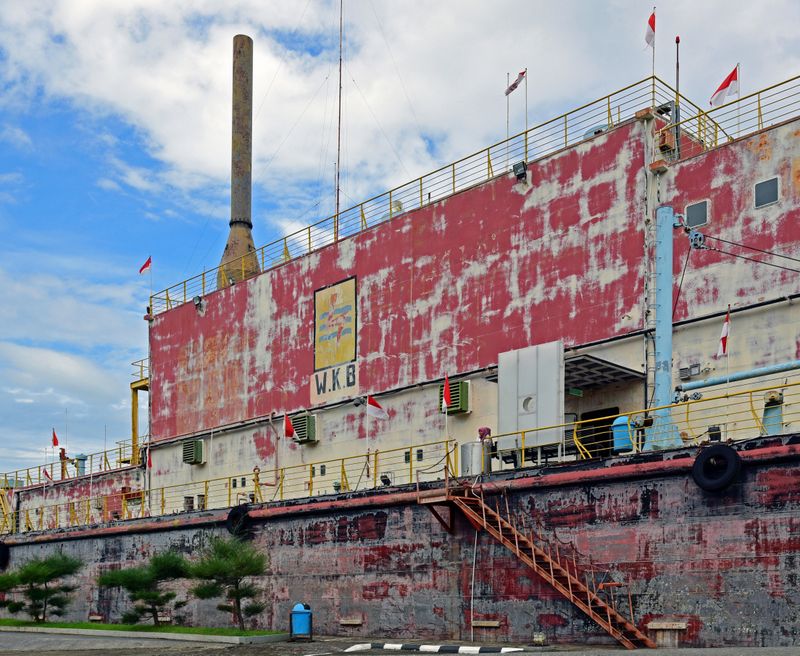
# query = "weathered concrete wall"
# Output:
<box><xmin>149</xmin><ymin>120</ymin><xmax>649</xmax><ymax>442</ymax></box>
<box><xmin>5</xmin><ymin>444</ymin><xmax>799</xmax><ymax>648</ymax></box>
<box><xmin>666</xmin><ymin>120</ymin><xmax>800</xmax><ymax>323</ymax></box>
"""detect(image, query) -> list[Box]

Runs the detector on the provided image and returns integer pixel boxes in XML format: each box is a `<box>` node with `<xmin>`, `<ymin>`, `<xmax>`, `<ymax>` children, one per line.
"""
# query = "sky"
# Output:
<box><xmin>0</xmin><ymin>0</ymin><xmax>798</xmax><ymax>473</ymax></box>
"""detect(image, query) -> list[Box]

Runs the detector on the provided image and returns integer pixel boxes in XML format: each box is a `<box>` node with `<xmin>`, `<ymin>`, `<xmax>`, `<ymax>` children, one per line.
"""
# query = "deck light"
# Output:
<box><xmin>513</xmin><ymin>160</ymin><xmax>527</xmax><ymax>181</ymax></box>
<box><xmin>380</xmin><ymin>473</ymin><xmax>392</xmax><ymax>486</ymax></box>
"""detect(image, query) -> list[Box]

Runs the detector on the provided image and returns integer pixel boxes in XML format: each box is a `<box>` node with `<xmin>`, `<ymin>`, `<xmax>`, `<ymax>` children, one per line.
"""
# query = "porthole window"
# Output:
<box><xmin>755</xmin><ymin>177</ymin><xmax>778</xmax><ymax>208</ymax></box>
<box><xmin>685</xmin><ymin>200</ymin><xmax>708</xmax><ymax>228</ymax></box>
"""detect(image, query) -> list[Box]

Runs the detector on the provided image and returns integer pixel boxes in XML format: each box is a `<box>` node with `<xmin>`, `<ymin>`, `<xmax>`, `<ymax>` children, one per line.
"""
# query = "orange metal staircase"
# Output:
<box><xmin>422</xmin><ymin>483</ymin><xmax>655</xmax><ymax>650</ymax></box>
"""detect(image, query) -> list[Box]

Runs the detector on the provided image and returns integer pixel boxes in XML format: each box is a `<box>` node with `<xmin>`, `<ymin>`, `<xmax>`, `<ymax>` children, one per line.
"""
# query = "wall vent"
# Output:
<box><xmin>439</xmin><ymin>380</ymin><xmax>470</xmax><ymax>415</ymax></box>
<box><xmin>293</xmin><ymin>414</ymin><xmax>317</xmax><ymax>444</ymax></box>
<box><xmin>182</xmin><ymin>439</ymin><xmax>205</xmax><ymax>465</ymax></box>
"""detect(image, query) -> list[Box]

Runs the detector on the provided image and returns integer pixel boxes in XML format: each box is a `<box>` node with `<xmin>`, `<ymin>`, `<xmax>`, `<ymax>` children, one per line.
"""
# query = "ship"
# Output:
<box><xmin>1</xmin><ymin>34</ymin><xmax>800</xmax><ymax>649</ymax></box>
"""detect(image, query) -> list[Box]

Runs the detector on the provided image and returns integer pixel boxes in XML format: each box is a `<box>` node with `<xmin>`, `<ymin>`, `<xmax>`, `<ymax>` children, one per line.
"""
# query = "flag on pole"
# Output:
<box><xmin>645</xmin><ymin>10</ymin><xmax>656</xmax><ymax>48</ymax></box>
<box><xmin>42</xmin><ymin>468</ymin><xmax>53</xmax><ymax>484</ymax></box>
<box><xmin>52</xmin><ymin>428</ymin><xmax>59</xmax><ymax>447</ymax></box>
<box><xmin>147</xmin><ymin>447</ymin><xmax>152</xmax><ymax>469</ymax></box>
<box><xmin>505</xmin><ymin>70</ymin><xmax>526</xmax><ymax>96</ymax></box>
<box><xmin>366</xmin><ymin>395</ymin><xmax>389</xmax><ymax>420</ymax></box>
<box><xmin>710</xmin><ymin>66</ymin><xmax>739</xmax><ymax>107</ymax></box>
<box><xmin>139</xmin><ymin>256</ymin><xmax>152</xmax><ymax>274</ymax></box>
<box><xmin>284</xmin><ymin>414</ymin><xmax>295</xmax><ymax>439</ymax></box>
<box><xmin>441</xmin><ymin>374</ymin><xmax>452</xmax><ymax>412</ymax></box>
<box><xmin>716</xmin><ymin>308</ymin><xmax>730</xmax><ymax>358</ymax></box>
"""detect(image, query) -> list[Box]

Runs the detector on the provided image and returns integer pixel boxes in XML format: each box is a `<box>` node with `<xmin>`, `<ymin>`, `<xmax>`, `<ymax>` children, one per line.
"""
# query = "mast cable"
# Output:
<box><xmin>703</xmin><ymin>234</ymin><xmax>800</xmax><ymax>264</ymax></box>
<box><xmin>703</xmin><ymin>246</ymin><xmax>800</xmax><ymax>274</ymax></box>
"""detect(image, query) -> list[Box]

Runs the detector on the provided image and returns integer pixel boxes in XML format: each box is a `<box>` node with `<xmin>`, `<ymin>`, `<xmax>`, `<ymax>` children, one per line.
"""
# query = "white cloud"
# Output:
<box><xmin>0</xmin><ymin>125</ymin><xmax>31</xmax><ymax>149</ymax></box>
<box><xmin>96</xmin><ymin>177</ymin><xmax>121</xmax><ymax>191</ymax></box>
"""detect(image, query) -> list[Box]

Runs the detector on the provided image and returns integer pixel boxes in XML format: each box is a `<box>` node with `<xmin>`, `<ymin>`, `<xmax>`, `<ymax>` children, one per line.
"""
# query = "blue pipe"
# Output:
<box><xmin>654</xmin><ymin>205</ymin><xmax>675</xmax><ymax>409</ymax></box>
<box><xmin>676</xmin><ymin>360</ymin><xmax>800</xmax><ymax>391</ymax></box>
<box><xmin>645</xmin><ymin>205</ymin><xmax>681</xmax><ymax>450</ymax></box>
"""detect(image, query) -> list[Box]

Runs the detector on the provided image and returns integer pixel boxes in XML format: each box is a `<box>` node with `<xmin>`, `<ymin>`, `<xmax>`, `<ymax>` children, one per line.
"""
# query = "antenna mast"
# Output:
<box><xmin>335</xmin><ymin>0</ymin><xmax>343</xmax><ymax>224</ymax></box>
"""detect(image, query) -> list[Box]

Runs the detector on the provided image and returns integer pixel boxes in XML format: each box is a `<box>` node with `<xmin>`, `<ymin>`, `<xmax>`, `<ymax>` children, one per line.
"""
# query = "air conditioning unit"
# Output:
<box><xmin>293</xmin><ymin>414</ymin><xmax>317</xmax><ymax>444</ymax></box>
<box><xmin>182</xmin><ymin>439</ymin><xmax>205</xmax><ymax>465</ymax></box>
<box><xmin>439</xmin><ymin>380</ymin><xmax>470</xmax><ymax>415</ymax></box>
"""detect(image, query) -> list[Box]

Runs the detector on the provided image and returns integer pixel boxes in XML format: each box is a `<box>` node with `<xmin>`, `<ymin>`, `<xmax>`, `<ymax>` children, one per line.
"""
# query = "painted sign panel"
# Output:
<box><xmin>314</xmin><ymin>277</ymin><xmax>357</xmax><ymax>370</ymax></box>
<box><xmin>310</xmin><ymin>362</ymin><xmax>360</xmax><ymax>405</ymax></box>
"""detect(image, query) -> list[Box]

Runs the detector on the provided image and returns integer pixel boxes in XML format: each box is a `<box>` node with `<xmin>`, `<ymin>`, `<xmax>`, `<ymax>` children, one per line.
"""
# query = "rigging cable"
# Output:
<box><xmin>703</xmin><ymin>246</ymin><xmax>800</xmax><ymax>275</ymax></box>
<box><xmin>672</xmin><ymin>246</ymin><xmax>692</xmax><ymax>320</ymax></box>
<box><xmin>703</xmin><ymin>234</ymin><xmax>800</xmax><ymax>265</ymax></box>
<box><xmin>348</xmin><ymin>66</ymin><xmax>412</xmax><ymax>178</ymax></box>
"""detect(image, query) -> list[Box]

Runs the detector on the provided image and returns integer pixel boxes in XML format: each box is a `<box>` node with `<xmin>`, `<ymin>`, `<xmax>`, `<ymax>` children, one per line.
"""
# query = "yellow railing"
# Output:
<box><xmin>0</xmin><ymin>440</ymin><xmax>135</xmax><ymax>491</ymax></box>
<box><xmin>151</xmin><ymin>76</ymin><xmax>692</xmax><ymax>315</ymax></box>
<box><xmin>490</xmin><ymin>379</ymin><xmax>799</xmax><ymax>464</ymax></box>
<box><xmin>656</xmin><ymin>74</ymin><xmax>800</xmax><ymax>160</ymax></box>
<box><xmin>2</xmin><ymin>439</ymin><xmax>457</xmax><ymax>535</ymax></box>
<box><xmin>131</xmin><ymin>358</ymin><xmax>149</xmax><ymax>381</ymax></box>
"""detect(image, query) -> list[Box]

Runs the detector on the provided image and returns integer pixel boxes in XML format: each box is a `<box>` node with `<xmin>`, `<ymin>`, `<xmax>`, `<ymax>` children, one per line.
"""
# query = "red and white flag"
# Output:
<box><xmin>366</xmin><ymin>395</ymin><xmax>389</xmax><ymax>420</ymax></box>
<box><xmin>139</xmin><ymin>256</ymin><xmax>152</xmax><ymax>274</ymax></box>
<box><xmin>645</xmin><ymin>10</ymin><xmax>656</xmax><ymax>48</ymax></box>
<box><xmin>505</xmin><ymin>70</ymin><xmax>526</xmax><ymax>96</ymax></box>
<box><xmin>42</xmin><ymin>468</ymin><xmax>53</xmax><ymax>484</ymax></box>
<box><xmin>441</xmin><ymin>374</ymin><xmax>452</xmax><ymax>412</ymax></box>
<box><xmin>147</xmin><ymin>447</ymin><xmax>152</xmax><ymax>469</ymax></box>
<box><xmin>284</xmin><ymin>414</ymin><xmax>295</xmax><ymax>439</ymax></box>
<box><xmin>716</xmin><ymin>308</ymin><xmax>730</xmax><ymax>358</ymax></box>
<box><xmin>51</xmin><ymin>428</ymin><xmax>59</xmax><ymax>447</ymax></box>
<box><xmin>710</xmin><ymin>65</ymin><xmax>739</xmax><ymax>107</ymax></box>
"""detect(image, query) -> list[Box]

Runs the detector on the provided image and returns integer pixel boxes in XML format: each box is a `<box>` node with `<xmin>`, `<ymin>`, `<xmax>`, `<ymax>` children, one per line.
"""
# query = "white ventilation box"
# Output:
<box><xmin>498</xmin><ymin>341</ymin><xmax>564</xmax><ymax>447</ymax></box>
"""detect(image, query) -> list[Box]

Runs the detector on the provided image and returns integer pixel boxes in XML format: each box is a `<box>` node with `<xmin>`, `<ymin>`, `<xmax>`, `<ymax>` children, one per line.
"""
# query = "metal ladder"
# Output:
<box><xmin>443</xmin><ymin>484</ymin><xmax>655</xmax><ymax>650</ymax></box>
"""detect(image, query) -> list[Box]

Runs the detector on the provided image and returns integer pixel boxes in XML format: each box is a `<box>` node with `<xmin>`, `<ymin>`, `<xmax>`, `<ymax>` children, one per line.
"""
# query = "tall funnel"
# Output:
<box><xmin>218</xmin><ymin>34</ymin><xmax>260</xmax><ymax>289</ymax></box>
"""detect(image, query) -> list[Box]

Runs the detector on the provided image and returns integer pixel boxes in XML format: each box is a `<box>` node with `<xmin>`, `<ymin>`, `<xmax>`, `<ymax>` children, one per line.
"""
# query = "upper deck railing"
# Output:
<box><xmin>656</xmin><ymin>74</ymin><xmax>800</xmax><ymax>161</ymax></box>
<box><xmin>151</xmin><ymin>76</ymin><xmax>705</xmax><ymax>315</ymax></box>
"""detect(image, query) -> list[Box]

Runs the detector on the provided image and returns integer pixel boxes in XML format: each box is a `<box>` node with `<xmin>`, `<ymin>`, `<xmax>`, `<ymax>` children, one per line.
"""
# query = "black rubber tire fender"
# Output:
<box><xmin>225</xmin><ymin>504</ymin><xmax>252</xmax><ymax>539</ymax></box>
<box><xmin>691</xmin><ymin>444</ymin><xmax>741</xmax><ymax>492</ymax></box>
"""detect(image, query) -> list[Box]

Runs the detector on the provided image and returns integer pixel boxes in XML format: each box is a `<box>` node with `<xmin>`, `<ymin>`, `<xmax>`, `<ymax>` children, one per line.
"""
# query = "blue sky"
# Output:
<box><xmin>1</xmin><ymin>0</ymin><xmax>798</xmax><ymax>472</ymax></box>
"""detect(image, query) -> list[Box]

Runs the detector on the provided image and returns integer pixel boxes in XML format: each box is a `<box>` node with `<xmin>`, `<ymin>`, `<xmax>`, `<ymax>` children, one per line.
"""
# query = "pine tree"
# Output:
<box><xmin>190</xmin><ymin>537</ymin><xmax>266</xmax><ymax>631</ymax></box>
<box><xmin>0</xmin><ymin>553</ymin><xmax>82</xmax><ymax>622</ymax></box>
<box><xmin>98</xmin><ymin>551</ymin><xmax>189</xmax><ymax>626</ymax></box>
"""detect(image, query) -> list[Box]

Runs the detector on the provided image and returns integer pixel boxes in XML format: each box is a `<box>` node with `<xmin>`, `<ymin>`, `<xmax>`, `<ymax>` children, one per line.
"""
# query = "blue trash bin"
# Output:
<box><xmin>611</xmin><ymin>415</ymin><xmax>633</xmax><ymax>453</ymax></box>
<box><xmin>290</xmin><ymin>602</ymin><xmax>312</xmax><ymax>641</ymax></box>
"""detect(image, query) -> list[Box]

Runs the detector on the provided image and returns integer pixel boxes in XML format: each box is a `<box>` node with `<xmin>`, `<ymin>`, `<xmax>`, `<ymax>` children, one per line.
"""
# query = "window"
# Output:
<box><xmin>416</xmin><ymin>448</ymin><xmax>424</xmax><ymax>461</ymax></box>
<box><xmin>404</xmin><ymin>450</ymin><xmax>411</xmax><ymax>464</ymax></box>
<box><xmin>755</xmin><ymin>177</ymin><xmax>778</xmax><ymax>208</ymax></box>
<box><xmin>320</xmin><ymin>464</ymin><xmax>326</xmax><ymax>476</ymax></box>
<box><xmin>232</xmin><ymin>478</ymin><xmax>237</xmax><ymax>488</ymax></box>
<box><xmin>241</xmin><ymin>477</ymin><xmax>246</xmax><ymax>487</ymax></box>
<box><xmin>183</xmin><ymin>496</ymin><xmax>194</xmax><ymax>512</ymax></box>
<box><xmin>685</xmin><ymin>200</ymin><xmax>708</xmax><ymax>228</ymax></box>
<box><xmin>196</xmin><ymin>494</ymin><xmax>206</xmax><ymax>510</ymax></box>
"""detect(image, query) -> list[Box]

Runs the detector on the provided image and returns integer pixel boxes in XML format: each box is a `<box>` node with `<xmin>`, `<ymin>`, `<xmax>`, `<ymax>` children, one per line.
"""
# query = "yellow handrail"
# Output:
<box><xmin>151</xmin><ymin>76</ymin><xmax>692</xmax><ymax>315</ymax></box>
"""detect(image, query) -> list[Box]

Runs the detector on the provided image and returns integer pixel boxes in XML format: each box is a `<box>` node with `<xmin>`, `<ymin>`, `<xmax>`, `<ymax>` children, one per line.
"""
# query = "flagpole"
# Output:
<box><xmin>651</xmin><ymin>7</ymin><xmax>656</xmax><ymax>106</ymax></box>
<box><xmin>506</xmin><ymin>72</ymin><xmax>510</xmax><ymax>169</ymax></box>
<box><xmin>524</xmin><ymin>67</ymin><xmax>528</xmax><ymax>133</ymax></box>
<box><xmin>674</xmin><ymin>36</ymin><xmax>681</xmax><ymax>159</ymax></box>
<box><xmin>736</xmin><ymin>62</ymin><xmax>741</xmax><ymax>137</ymax></box>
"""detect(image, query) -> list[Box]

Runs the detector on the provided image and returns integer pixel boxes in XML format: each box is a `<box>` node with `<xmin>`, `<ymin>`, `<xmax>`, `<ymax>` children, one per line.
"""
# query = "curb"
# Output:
<box><xmin>345</xmin><ymin>644</ymin><xmax>524</xmax><ymax>653</ymax></box>
<box><xmin>0</xmin><ymin>626</ymin><xmax>289</xmax><ymax>644</ymax></box>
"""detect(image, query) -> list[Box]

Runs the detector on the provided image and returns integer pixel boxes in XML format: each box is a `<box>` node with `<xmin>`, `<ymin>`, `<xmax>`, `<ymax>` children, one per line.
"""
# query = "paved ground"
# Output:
<box><xmin>1</xmin><ymin>632</ymin><xmax>799</xmax><ymax>655</ymax></box>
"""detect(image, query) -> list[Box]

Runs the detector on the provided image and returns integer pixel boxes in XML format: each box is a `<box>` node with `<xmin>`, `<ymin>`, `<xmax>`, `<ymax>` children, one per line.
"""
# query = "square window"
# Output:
<box><xmin>755</xmin><ymin>177</ymin><xmax>778</xmax><ymax>208</ymax></box>
<box><xmin>685</xmin><ymin>201</ymin><xmax>708</xmax><ymax>228</ymax></box>
<box><xmin>183</xmin><ymin>496</ymin><xmax>194</xmax><ymax>512</ymax></box>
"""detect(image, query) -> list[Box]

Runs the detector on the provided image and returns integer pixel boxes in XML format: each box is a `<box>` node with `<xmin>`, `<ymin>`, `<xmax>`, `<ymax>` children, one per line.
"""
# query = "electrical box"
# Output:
<box><xmin>439</xmin><ymin>380</ymin><xmax>470</xmax><ymax>415</ymax></box>
<box><xmin>293</xmin><ymin>414</ymin><xmax>317</xmax><ymax>444</ymax></box>
<box><xmin>182</xmin><ymin>439</ymin><xmax>205</xmax><ymax>465</ymax></box>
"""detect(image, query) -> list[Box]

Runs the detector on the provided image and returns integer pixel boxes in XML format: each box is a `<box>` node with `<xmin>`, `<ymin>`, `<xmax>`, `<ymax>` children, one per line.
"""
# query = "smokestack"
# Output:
<box><xmin>218</xmin><ymin>34</ymin><xmax>260</xmax><ymax>289</ymax></box>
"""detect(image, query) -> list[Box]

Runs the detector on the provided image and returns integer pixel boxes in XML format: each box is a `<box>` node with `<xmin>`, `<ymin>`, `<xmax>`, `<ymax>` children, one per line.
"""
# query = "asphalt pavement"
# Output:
<box><xmin>0</xmin><ymin>632</ymin><xmax>798</xmax><ymax>655</ymax></box>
